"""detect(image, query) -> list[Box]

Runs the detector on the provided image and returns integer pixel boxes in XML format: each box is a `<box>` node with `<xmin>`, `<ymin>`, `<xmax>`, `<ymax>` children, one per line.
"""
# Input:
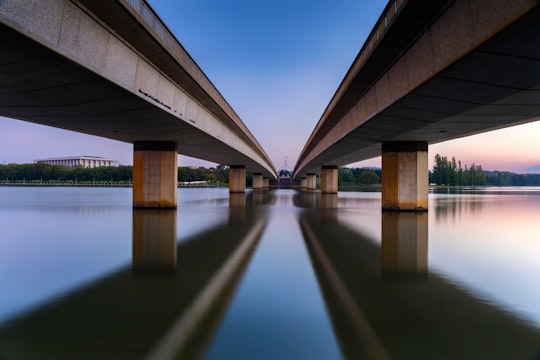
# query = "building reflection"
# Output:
<box><xmin>0</xmin><ymin>200</ymin><xmax>269</xmax><ymax>359</ymax></box>
<box><xmin>299</xmin><ymin>207</ymin><xmax>540</xmax><ymax>360</ymax></box>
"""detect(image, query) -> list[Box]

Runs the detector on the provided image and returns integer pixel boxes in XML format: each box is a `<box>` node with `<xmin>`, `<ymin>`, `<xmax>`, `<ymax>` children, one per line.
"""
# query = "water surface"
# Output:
<box><xmin>1</xmin><ymin>186</ymin><xmax>539</xmax><ymax>359</ymax></box>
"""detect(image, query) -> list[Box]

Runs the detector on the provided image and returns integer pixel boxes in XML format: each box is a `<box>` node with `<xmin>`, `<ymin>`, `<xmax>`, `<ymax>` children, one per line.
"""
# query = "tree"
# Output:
<box><xmin>338</xmin><ymin>167</ymin><xmax>355</xmax><ymax>185</ymax></box>
<box><xmin>358</xmin><ymin>170</ymin><xmax>379</xmax><ymax>185</ymax></box>
<box><xmin>431</xmin><ymin>154</ymin><xmax>486</xmax><ymax>186</ymax></box>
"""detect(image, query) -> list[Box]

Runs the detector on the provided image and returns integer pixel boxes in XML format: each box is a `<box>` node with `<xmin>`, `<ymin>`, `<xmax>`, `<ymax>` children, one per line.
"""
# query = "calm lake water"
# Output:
<box><xmin>1</xmin><ymin>186</ymin><xmax>540</xmax><ymax>359</ymax></box>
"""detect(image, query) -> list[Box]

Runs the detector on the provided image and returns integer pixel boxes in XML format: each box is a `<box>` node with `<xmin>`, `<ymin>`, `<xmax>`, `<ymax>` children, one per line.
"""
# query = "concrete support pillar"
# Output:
<box><xmin>381</xmin><ymin>212</ymin><xmax>428</xmax><ymax>276</ymax></box>
<box><xmin>306</xmin><ymin>173</ymin><xmax>317</xmax><ymax>190</ymax></box>
<box><xmin>382</xmin><ymin>142</ymin><xmax>428</xmax><ymax>211</ymax></box>
<box><xmin>320</xmin><ymin>165</ymin><xmax>338</xmax><ymax>194</ymax></box>
<box><xmin>300</xmin><ymin>177</ymin><xmax>307</xmax><ymax>189</ymax></box>
<box><xmin>263</xmin><ymin>177</ymin><xmax>270</xmax><ymax>189</ymax></box>
<box><xmin>133</xmin><ymin>141</ymin><xmax>178</xmax><ymax>208</ymax></box>
<box><xmin>229</xmin><ymin>165</ymin><xmax>246</xmax><ymax>193</ymax></box>
<box><xmin>252</xmin><ymin>173</ymin><xmax>263</xmax><ymax>190</ymax></box>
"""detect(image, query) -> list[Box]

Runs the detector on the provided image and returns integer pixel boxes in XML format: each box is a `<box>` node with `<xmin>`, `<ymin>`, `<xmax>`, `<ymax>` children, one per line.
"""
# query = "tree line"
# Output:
<box><xmin>484</xmin><ymin>171</ymin><xmax>540</xmax><ymax>186</ymax></box>
<box><xmin>0</xmin><ymin>163</ymin><xmax>231</xmax><ymax>184</ymax></box>
<box><xmin>3</xmin><ymin>160</ymin><xmax>539</xmax><ymax>187</ymax></box>
<box><xmin>430</xmin><ymin>153</ymin><xmax>540</xmax><ymax>186</ymax></box>
<box><xmin>338</xmin><ymin>167</ymin><xmax>381</xmax><ymax>186</ymax></box>
<box><xmin>430</xmin><ymin>153</ymin><xmax>487</xmax><ymax>186</ymax></box>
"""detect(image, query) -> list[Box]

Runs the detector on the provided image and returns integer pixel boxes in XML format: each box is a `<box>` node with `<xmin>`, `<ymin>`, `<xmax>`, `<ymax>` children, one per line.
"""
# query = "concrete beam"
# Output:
<box><xmin>321</xmin><ymin>165</ymin><xmax>338</xmax><ymax>194</ymax></box>
<box><xmin>133</xmin><ymin>141</ymin><xmax>178</xmax><ymax>208</ymax></box>
<box><xmin>381</xmin><ymin>142</ymin><xmax>428</xmax><ymax>211</ymax></box>
<box><xmin>229</xmin><ymin>165</ymin><xmax>246</xmax><ymax>193</ymax></box>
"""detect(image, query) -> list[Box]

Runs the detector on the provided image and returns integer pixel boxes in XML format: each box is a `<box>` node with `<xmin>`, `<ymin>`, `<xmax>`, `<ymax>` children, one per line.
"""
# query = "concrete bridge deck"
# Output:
<box><xmin>0</xmin><ymin>0</ymin><xmax>277</xmax><ymax>206</ymax></box>
<box><xmin>293</xmin><ymin>0</ymin><xmax>540</xmax><ymax>209</ymax></box>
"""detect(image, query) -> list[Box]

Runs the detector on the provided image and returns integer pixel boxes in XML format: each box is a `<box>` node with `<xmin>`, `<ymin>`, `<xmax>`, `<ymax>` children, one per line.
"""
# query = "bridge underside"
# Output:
<box><xmin>295</xmin><ymin>6</ymin><xmax>540</xmax><ymax>177</ymax></box>
<box><xmin>0</xmin><ymin>23</ymin><xmax>274</xmax><ymax>178</ymax></box>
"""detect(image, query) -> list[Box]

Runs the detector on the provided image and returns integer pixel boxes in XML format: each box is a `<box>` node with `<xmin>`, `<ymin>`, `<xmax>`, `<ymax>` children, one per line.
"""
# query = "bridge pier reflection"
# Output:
<box><xmin>381</xmin><ymin>211</ymin><xmax>428</xmax><ymax>277</ymax></box>
<box><xmin>299</xmin><ymin>204</ymin><xmax>540</xmax><ymax>359</ymax></box>
<box><xmin>132</xmin><ymin>208</ymin><xmax>177</xmax><ymax>274</ymax></box>
<box><xmin>0</xmin><ymin>195</ymin><xmax>269</xmax><ymax>359</ymax></box>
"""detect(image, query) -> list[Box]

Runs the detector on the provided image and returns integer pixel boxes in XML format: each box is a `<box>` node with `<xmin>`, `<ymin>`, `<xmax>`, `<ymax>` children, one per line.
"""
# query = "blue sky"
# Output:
<box><xmin>1</xmin><ymin>0</ymin><xmax>540</xmax><ymax>172</ymax></box>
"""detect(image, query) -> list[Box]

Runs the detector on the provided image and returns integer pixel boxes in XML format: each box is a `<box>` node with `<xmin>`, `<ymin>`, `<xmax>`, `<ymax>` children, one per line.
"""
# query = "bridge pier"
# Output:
<box><xmin>306</xmin><ymin>173</ymin><xmax>317</xmax><ymax>190</ymax></box>
<box><xmin>252</xmin><ymin>173</ymin><xmax>263</xmax><ymax>190</ymax></box>
<box><xmin>300</xmin><ymin>177</ymin><xmax>307</xmax><ymax>189</ymax></box>
<box><xmin>133</xmin><ymin>141</ymin><xmax>178</xmax><ymax>208</ymax></box>
<box><xmin>320</xmin><ymin>165</ymin><xmax>338</xmax><ymax>194</ymax></box>
<box><xmin>229</xmin><ymin>165</ymin><xmax>246</xmax><ymax>193</ymax></box>
<box><xmin>263</xmin><ymin>177</ymin><xmax>270</xmax><ymax>189</ymax></box>
<box><xmin>381</xmin><ymin>142</ymin><xmax>428</xmax><ymax>211</ymax></box>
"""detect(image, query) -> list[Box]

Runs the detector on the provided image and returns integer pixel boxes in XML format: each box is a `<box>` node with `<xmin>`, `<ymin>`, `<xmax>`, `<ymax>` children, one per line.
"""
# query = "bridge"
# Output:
<box><xmin>293</xmin><ymin>0</ymin><xmax>540</xmax><ymax>210</ymax></box>
<box><xmin>0</xmin><ymin>0</ymin><xmax>277</xmax><ymax>207</ymax></box>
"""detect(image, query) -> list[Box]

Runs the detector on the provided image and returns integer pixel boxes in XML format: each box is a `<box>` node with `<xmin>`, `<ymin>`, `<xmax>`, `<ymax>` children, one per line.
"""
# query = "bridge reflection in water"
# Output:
<box><xmin>1</xmin><ymin>190</ymin><xmax>539</xmax><ymax>359</ymax></box>
<box><xmin>297</xmin><ymin>192</ymin><xmax>540</xmax><ymax>360</ymax></box>
<box><xmin>0</xmin><ymin>193</ymin><xmax>270</xmax><ymax>359</ymax></box>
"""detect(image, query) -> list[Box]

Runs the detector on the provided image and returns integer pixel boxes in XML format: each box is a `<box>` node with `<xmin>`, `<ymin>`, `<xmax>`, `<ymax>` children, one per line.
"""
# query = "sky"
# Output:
<box><xmin>1</xmin><ymin>0</ymin><xmax>540</xmax><ymax>173</ymax></box>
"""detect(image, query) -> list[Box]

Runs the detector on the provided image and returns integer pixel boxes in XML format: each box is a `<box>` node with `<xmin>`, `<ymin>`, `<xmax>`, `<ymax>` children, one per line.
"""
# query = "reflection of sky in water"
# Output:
<box><xmin>1</xmin><ymin>186</ymin><xmax>540</xmax><ymax>358</ymax></box>
<box><xmin>429</xmin><ymin>191</ymin><xmax>540</xmax><ymax>328</ymax></box>
<box><xmin>176</xmin><ymin>188</ymin><xmax>230</xmax><ymax>242</ymax></box>
<box><xmin>0</xmin><ymin>187</ymin><xmax>230</xmax><ymax>323</ymax></box>
<box><xmin>0</xmin><ymin>187</ymin><xmax>133</xmax><ymax>322</ymax></box>
<box><xmin>206</xmin><ymin>192</ymin><xmax>342</xmax><ymax>359</ymax></box>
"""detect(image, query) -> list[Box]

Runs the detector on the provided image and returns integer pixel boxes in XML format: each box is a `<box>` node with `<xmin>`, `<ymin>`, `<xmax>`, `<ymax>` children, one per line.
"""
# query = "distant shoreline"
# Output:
<box><xmin>0</xmin><ymin>182</ymin><xmax>227</xmax><ymax>188</ymax></box>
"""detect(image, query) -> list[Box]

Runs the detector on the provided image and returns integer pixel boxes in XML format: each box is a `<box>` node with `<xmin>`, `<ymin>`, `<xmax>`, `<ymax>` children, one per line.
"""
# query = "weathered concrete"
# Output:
<box><xmin>306</xmin><ymin>173</ymin><xmax>317</xmax><ymax>191</ymax></box>
<box><xmin>263</xmin><ymin>177</ymin><xmax>270</xmax><ymax>189</ymax></box>
<box><xmin>300</xmin><ymin>177</ymin><xmax>307</xmax><ymax>189</ymax></box>
<box><xmin>381</xmin><ymin>211</ymin><xmax>428</xmax><ymax>276</ymax></box>
<box><xmin>381</xmin><ymin>142</ymin><xmax>428</xmax><ymax>211</ymax></box>
<box><xmin>320</xmin><ymin>165</ymin><xmax>338</xmax><ymax>194</ymax></box>
<box><xmin>133</xmin><ymin>141</ymin><xmax>178</xmax><ymax>208</ymax></box>
<box><xmin>252</xmin><ymin>173</ymin><xmax>263</xmax><ymax>190</ymax></box>
<box><xmin>229</xmin><ymin>165</ymin><xmax>246</xmax><ymax>193</ymax></box>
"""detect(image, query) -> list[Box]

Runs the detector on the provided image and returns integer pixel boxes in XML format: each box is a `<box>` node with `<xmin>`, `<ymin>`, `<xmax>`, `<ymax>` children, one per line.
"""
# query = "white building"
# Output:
<box><xmin>35</xmin><ymin>156</ymin><xmax>118</xmax><ymax>168</ymax></box>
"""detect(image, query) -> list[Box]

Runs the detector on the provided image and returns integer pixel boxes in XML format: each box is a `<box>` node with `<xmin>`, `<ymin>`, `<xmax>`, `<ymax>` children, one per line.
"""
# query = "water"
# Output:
<box><xmin>1</xmin><ymin>186</ymin><xmax>540</xmax><ymax>359</ymax></box>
